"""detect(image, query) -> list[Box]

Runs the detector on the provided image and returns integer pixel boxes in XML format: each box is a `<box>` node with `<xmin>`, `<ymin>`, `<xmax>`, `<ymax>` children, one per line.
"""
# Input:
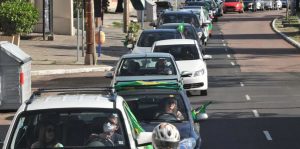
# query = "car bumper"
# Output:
<box><xmin>183</xmin><ymin>76</ymin><xmax>208</xmax><ymax>90</ymax></box>
<box><xmin>224</xmin><ymin>7</ymin><xmax>242</xmax><ymax>12</ymax></box>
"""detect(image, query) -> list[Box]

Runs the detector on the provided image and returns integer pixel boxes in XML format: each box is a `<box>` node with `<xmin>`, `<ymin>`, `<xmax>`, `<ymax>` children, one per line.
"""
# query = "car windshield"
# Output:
<box><xmin>123</xmin><ymin>93</ymin><xmax>188</xmax><ymax>122</ymax></box>
<box><xmin>158</xmin><ymin>25</ymin><xmax>197</xmax><ymax>40</ymax></box>
<box><xmin>153</xmin><ymin>44</ymin><xmax>200</xmax><ymax>61</ymax></box>
<box><xmin>8</xmin><ymin>109</ymin><xmax>129</xmax><ymax>149</ymax></box>
<box><xmin>160</xmin><ymin>14</ymin><xmax>200</xmax><ymax>28</ymax></box>
<box><xmin>137</xmin><ymin>31</ymin><xmax>182</xmax><ymax>47</ymax></box>
<box><xmin>117</xmin><ymin>57</ymin><xmax>177</xmax><ymax>76</ymax></box>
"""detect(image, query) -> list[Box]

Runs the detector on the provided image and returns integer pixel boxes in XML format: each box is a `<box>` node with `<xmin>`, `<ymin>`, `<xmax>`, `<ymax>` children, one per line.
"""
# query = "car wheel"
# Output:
<box><xmin>201</xmin><ymin>90</ymin><xmax>207</xmax><ymax>96</ymax></box>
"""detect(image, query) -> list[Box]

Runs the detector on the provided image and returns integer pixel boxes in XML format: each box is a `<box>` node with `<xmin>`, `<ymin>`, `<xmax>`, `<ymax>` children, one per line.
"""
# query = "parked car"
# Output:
<box><xmin>155</xmin><ymin>1</ymin><xmax>173</xmax><ymax>17</ymax></box>
<box><xmin>1</xmin><ymin>88</ymin><xmax>153</xmax><ymax>149</ymax></box>
<box><xmin>118</xmin><ymin>87</ymin><xmax>205</xmax><ymax>149</ymax></box>
<box><xmin>281</xmin><ymin>0</ymin><xmax>287</xmax><ymax>8</ymax></box>
<box><xmin>128</xmin><ymin>29</ymin><xmax>184</xmax><ymax>53</ymax></box>
<box><xmin>105</xmin><ymin>52</ymin><xmax>191</xmax><ymax>89</ymax></box>
<box><xmin>152</xmin><ymin>39</ymin><xmax>212</xmax><ymax>95</ymax></box>
<box><xmin>157</xmin><ymin>23</ymin><xmax>204</xmax><ymax>47</ymax></box>
<box><xmin>243</xmin><ymin>0</ymin><xmax>253</xmax><ymax>10</ymax></box>
<box><xmin>275</xmin><ymin>0</ymin><xmax>283</xmax><ymax>9</ymax></box>
<box><xmin>264</xmin><ymin>0</ymin><xmax>274</xmax><ymax>9</ymax></box>
<box><xmin>223</xmin><ymin>0</ymin><xmax>245</xmax><ymax>13</ymax></box>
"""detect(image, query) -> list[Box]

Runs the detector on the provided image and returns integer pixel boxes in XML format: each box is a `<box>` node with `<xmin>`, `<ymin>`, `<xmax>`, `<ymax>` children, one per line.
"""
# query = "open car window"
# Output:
<box><xmin>7</xmin><ymin>109</ymin><xmax>129</xmax><ymax>149</ymax></box>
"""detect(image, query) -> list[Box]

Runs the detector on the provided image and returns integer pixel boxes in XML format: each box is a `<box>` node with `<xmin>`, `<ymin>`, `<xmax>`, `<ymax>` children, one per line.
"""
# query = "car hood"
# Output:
<box><xmin>116</xmin><ymin>75</ymin><xmax>179</xmax><ymax>83</ymax></box>
<box><xmin>224</xmin><ymin>2</ymin><xmax>240</xmax><ymax>6</ymax></box>
<box><xmin>176</xmin><ymin>60</ymin><xmax>206</xmax><ymax>73</ymax></box>
<box><xmin>132</xmin><ymin>46</ymin><xmax>152</xmax><ymax>53</ymax></box>
<box><xmin>141</xmin><ymin>122</ymin><xmax>192</xmax><ymax>139</ymax></box>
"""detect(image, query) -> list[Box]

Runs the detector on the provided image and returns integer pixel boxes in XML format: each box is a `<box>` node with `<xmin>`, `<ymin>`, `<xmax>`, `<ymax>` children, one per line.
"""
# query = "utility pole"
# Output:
<box><xmin>85</xmin><ymin>0</ymin><xmax>97</xmax><ymax>65</ymax></box>
<box><xmin>123</xmin><ymin>0</ymin><xmax>129</xmax><ymax>33</ymax></box>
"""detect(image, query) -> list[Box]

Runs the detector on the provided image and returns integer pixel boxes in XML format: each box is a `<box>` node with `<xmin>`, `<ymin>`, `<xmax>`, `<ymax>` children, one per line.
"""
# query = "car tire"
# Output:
<box><xmin>200</xmin><ymin>90</ymin><xmax>207</xmax><ymax>96</ymax></box>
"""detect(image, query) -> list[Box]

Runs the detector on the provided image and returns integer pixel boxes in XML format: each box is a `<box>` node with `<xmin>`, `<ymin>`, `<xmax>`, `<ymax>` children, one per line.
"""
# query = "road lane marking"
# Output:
<box><xmin>222</xmin><ymin>39</ymin><xmax>225</xmax><ymax>42</ymax></box>
<box><xmin>223</xmin><ymin>43</ymin><xmax>226</xmax><ymax>46</ymax></box>
<box><xmin>263</xmin><ymin>131</ymin><xmax>273</xmax><ymax>141</ymax></box>
<box><xmin>227</xmin><ymin>54</ymin><xmax>231</xmax><ymax>58</ymax></box>
<box><xmin>245</xmin><ymin>94</ymin><xmax>251</xmax><ymax>101</ymax></box>
<box><xmin>231</xmin><ymin>62</ymin><xmax>235</xmax><ymax>66</ymax></box>
<box><xmin>252</xmin><ymin>110</ymin><xmax>260</xmax><ymax>117</ymax></box>
<box><xmin>240</xmin><ymin>82</ymin><xmax>244</xmax><ymax>87</ymax></box>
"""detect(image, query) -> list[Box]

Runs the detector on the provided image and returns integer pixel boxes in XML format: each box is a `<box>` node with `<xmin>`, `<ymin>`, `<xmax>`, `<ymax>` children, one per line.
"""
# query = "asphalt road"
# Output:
<box><xmin>1</xmin><ymin>10</ymin><xmax>300</xmax><ymax>148</ymax></box>
<box><xmin>190</xmin><ymin>10</ymin><xmax>300</xmax><ymax>149</ymax></box>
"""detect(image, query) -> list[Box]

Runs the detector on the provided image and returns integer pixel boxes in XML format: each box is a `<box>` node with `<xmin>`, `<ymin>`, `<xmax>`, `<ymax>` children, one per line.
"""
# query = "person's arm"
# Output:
<box><xmin>176</xmin><ymin>111</ymin><xmax>184</xmax><ymax>120</ymax></box>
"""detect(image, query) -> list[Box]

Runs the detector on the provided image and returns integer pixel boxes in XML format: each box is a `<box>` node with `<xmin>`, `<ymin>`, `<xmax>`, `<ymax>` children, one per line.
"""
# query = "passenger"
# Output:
<box><xmin>31</xmin><ymin>122</ymin><xmax>63</xmax><ymax>148</ymax></box>
<box><xmin>126</xmin><ymin>60</ymin><xmax>140</xmax><ymax>75</ymax></box>
<box><xmin>155</xmin><ymin>97</ymin><xmax>184</xmax><ymax>120</ymax></box>
<box><xmin>108</xmin><ymin>113</ymin><xmax>119</xmax><ymax>132</ymax></box>
<box><xmin>87</xmin><ymin>122</ymin><xmax>124</xmax><ymax>146</ymax></box>
<box><xmin>155</xmin><ymin>59</ymin><xmax>172</xmax><ymax>75</ymax></box>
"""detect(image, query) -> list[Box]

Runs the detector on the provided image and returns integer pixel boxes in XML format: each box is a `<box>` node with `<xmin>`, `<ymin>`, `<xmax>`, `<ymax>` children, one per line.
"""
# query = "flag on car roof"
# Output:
<box><xmin>177</xmin><ymin>22</ymin><xmax>185</xmax><ymax>33</ymax></box>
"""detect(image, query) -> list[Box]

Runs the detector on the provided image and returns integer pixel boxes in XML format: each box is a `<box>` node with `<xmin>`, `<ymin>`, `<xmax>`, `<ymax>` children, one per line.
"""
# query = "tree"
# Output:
<box><xmin>115</xmin><ymin>0</ymin><xmax>123</xmax><ymax>12</ymax></box>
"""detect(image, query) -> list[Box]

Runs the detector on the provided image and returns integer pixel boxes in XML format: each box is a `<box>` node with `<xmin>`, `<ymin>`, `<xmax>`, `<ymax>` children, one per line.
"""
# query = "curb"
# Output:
<box><xmin>31</xmin><ymin>66</ymin><xmax>113</xmax><ymax>76</ymax></box>
<box><xmin>271</xmin><ymin>18</ymin><xmax>300</xmax><ymax>49</ymax></box>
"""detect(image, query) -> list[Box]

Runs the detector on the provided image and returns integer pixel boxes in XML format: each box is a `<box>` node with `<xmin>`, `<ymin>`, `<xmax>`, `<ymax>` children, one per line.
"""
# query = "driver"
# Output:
<box><xmin>155</xmin><ymin>96</ymin><xmax>184</xmax><ymax>120</ymax></box>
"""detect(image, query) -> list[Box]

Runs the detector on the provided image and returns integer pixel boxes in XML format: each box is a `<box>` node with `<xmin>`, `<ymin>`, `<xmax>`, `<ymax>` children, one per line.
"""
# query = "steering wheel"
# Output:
<box><xmin>87</xmin><ymin>137</ymin><xmax>114</xmax><ymax>147</ymax></box>
<box><xmin>155</xmin><ymin>113</ymin><xmax>178</xmax><ymax>121</ymax></box>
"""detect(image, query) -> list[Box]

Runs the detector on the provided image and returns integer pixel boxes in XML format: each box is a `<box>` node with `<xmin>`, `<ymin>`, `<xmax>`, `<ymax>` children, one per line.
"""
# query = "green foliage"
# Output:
<box><xmin>124</xmin><ymin>21</ymin><xmax>141</xmax><ymax>46</ymax></box>
<box><xmin>0</xmin><ymin>0</ymin><xmax>39</xmax><ymax>35</ymax></box>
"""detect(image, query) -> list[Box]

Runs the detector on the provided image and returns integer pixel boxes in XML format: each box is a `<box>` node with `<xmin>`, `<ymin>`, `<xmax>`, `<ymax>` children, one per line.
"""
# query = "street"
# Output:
<box><xmin>1</xmin><ymin>10</ymin><xmax>300</xmax><ymax>148</ymax></box>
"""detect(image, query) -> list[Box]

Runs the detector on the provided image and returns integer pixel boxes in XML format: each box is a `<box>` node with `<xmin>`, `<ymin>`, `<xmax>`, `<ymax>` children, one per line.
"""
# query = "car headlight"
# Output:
<box><xmin>194</xmin><ymin>69</ymin><xmax>205</xmax><ymax>76</ymax></box>
<box><xmin>179</xmin><ymin>138</ymin><xmax>197</xmax><ymax>149</ymax></box>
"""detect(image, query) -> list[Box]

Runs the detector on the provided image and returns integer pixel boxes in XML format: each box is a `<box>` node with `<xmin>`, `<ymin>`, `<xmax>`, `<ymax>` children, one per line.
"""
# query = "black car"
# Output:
<box><xmin>118</xmin><ymin>88</ymin><xmax>203</xmax><ymax>149</ymax></box>
<box><xmin>152</xmin><ymin>11</ymin><xmax>206</xmax><ymax>46</ymax></box>
<box><xmin>157</xmin><ymin>23</ymin><xmax>204</xmax><ymax>47</ymax></box>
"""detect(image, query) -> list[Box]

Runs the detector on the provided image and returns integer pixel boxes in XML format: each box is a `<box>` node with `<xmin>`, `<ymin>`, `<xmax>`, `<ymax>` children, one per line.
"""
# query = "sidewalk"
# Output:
<box><xmin>20</xmin><ymin>12</ymin><xmax>140</xmax><ymax>76</ymax></box>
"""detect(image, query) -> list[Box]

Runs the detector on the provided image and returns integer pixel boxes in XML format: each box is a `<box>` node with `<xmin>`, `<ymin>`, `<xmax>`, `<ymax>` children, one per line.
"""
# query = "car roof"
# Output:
<box><xmin>154</xmin><ymin>39</ymin><xmax>197</xmax><ymax>46</ymax></box>
<box><xmin>121</xmin><ymin>52</ymin><xmax>174</xmax><ymax>58</ymax></box>
<box><xmin>141</xmin><ymin>29</ymin><xmax>180</xmax><ymax>33</ymax></box>
<box><xmin>163</xmin><ymin>11</ymin><xmax>195</xmax><ymax>15</ymax></box>
<box><xmin>25</xmin><ymin>94</ymin><xmax>122</xmax><ymax>111</ymax></box>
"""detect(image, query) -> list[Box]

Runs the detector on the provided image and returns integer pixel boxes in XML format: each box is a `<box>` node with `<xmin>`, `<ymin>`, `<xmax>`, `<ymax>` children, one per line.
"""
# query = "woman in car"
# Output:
<box><xmin>155</xmin><ymin>97</ymin><xmax>184</xmax><ymax>120</ymax></box>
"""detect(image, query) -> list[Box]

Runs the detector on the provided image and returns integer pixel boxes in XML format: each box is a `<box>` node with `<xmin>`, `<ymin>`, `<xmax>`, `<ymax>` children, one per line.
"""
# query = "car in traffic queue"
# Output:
<box><xmin>105</xmin><ymin>52</ymin><xmax>192</xmax><ymax>90</ymax></box>
<box><xmin>157</xmin><ymin>23</ymin><xmax>204</xmax><ymax>47</ymax></box>
<box><xmin>151</xmin><ymin>10</ymin><xmax>207</xmax><ymax>44</ymax></box>
<box><xmin>128</xmin><ymin>29</ymin><xmax>184</xmax><ymax>53</ymax></box>
<box><xmin>185</xmin><ymin>1</ymin><xmax>219</xmax><ymax>22</ymax></box>
<box><xmin>1</xmin><ymin>88</ymin><xmax>153</xmax><ymax>149</ymax></box>
<box><xmin>116</xmin><ymin>82</ymin><xmax>208</xmax><ymax>149</ymax></box>
<box><xmin>151</xmin><ymin>39</ymin><xmax>212</xmax><ymax>96</ymax></box>
<box><xmin>223</xmin><ymin>0</ymin><xmax>245</xmax><ymax>13</ymax></box>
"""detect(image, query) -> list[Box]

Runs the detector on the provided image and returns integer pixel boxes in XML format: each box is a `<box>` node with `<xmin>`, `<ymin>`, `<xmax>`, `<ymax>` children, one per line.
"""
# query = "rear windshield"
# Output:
<box><xmin>137</xmin><ymin>31</ymin><xmax>182</xmax><ymax>47</ymax></box>
<box><xmin>158</xmin><ymin>25</ymin><xmax>197</xmax><ymax>40</ymax></box>
<box><xmin>153</xmin><ymin>44</ymin><xmax>200</xmax><ymax>61</ymax></box>
<box><xmin>7</xmin><ymin>109</ymin><xmax>129</xmax><ymax>149</ymax></box>
<box><xmin>160</xmin><ymin>14</ymin><xmax>200</xmax><ymax>28</ymax></box>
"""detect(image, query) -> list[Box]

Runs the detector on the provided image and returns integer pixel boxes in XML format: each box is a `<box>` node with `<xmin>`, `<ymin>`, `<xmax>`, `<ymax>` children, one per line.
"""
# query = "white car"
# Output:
<box><xmin>105</xmin><ymin>52</ymin><xmax>190</xmax><ymax>89</ymax></box>
<box><xmin>1</xmin><ymin>88</ymin><xmax>152</xmax><ymax>149</ymax></box>
<box><xmin>151</xmin><ymin>39</ymin><xmax>212</xmax><ymax>96</ymax></box>
<box><xmin>128</xmin><ymin>29</ymin><xmax>184</xmax><ymax>53</ymax></box>
<box><xmin>275</xmin><ymin>0</ymin><xmax>282</xmax><ymax>9</ymax></box>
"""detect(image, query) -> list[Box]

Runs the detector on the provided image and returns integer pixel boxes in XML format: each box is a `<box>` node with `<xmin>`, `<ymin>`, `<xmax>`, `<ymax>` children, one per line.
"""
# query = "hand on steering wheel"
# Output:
<box><xmin>155</xmin><ymin>113</ymin><xmax>178</xmax><ymax>120</ymax></box>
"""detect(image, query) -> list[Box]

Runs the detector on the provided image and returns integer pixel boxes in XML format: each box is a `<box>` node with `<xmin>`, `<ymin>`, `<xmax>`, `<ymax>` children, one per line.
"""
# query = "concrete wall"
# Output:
<box><xmin>33</xmin><ymin>0</ymin><xmax>75</xmax><ymax>35</ymax></box>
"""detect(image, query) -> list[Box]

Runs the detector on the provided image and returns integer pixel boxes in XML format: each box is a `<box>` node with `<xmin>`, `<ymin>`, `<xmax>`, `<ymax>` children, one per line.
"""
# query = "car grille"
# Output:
<box><xmin>183</xmin><ymin>83</ymin><xmax>204</xmax><ymax>89</ymax></box>
<box><xmin>226</xmin><ymin>6</ymin><xmax>236</xmax><ymax>9</ymax></box>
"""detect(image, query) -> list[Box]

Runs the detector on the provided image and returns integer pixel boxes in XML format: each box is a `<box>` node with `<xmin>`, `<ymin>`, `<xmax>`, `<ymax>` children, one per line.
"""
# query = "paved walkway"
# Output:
<box><xmin>19</xmin><ymin>12</ymin><xmax>143</xmax><ymax>75</ymax></box>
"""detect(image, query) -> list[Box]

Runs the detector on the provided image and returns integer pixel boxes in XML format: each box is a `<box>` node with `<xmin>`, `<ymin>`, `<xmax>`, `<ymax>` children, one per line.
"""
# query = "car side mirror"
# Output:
<box><xmin>194</xmin><ymin>113</ymin><xmax>209</xmax><ymax>123</ymax></box>
<box><xmin>149</xmin><ymin>22</ymin><xmax>156</xmax><ymax>27</ymax></box>
<box><xmin>181</xmin><ymin>71</ymin><xmax>192</xmax><ymax>77</ymax></box>
<box><xmin>127</xmin><ymin>44</ymin><xmax>134</xmax><ymax>49</ymax></box>
<box><xmin>136</xmin><ymin>132</ymin><xmax>153</xmax><ymax>146</ymax></box>
<box><xmin>104</xmin><ymin>72</ymin><xmax>113</xmax><ymax>79</ymax></box>
<box><xmin>203</xmin><ymin>55</ymin><xmax>212</xmax><ymax>60</ymax></box>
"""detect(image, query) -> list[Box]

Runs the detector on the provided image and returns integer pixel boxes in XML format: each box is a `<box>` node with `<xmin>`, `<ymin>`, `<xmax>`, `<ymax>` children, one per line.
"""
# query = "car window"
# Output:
<box><xmin>158</xmin><ymin>26</ymin><xmax>197</xmax><ymax>40</ymax></box>
<box><xmin>153</xmin><ymin>44</ymin><xmax>200</xmax><ymax>61</ymax></box>
<box><xmin>124</xmin><ymin>94</ymin><xmax>188</xmax><ymax>122</ymax></box>
<box><xmin>8</xmin><ymin>109</ymin><xmax>129</xmax><ymax>149</ymax></box>
<box><xmin>160</xmin><ymin>14</ymin><xmax>200</xmax><ymax>28</ymax></box>
<box><xmin>117</xmin><ymin>57</ymin><xmax>177</xmax><ymax>76</ymax></box>
<box><xmin>137</xmin><ymin>31</ymin><xmax>182</xmax><ymax>47</ymax></box>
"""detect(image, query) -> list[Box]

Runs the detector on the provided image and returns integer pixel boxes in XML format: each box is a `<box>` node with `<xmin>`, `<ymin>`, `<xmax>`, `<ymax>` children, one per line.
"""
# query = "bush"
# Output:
<box><xmin>0</xmin><ymin>0</ymin><xmax>39</xmax><ymax>35</ymax></box>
